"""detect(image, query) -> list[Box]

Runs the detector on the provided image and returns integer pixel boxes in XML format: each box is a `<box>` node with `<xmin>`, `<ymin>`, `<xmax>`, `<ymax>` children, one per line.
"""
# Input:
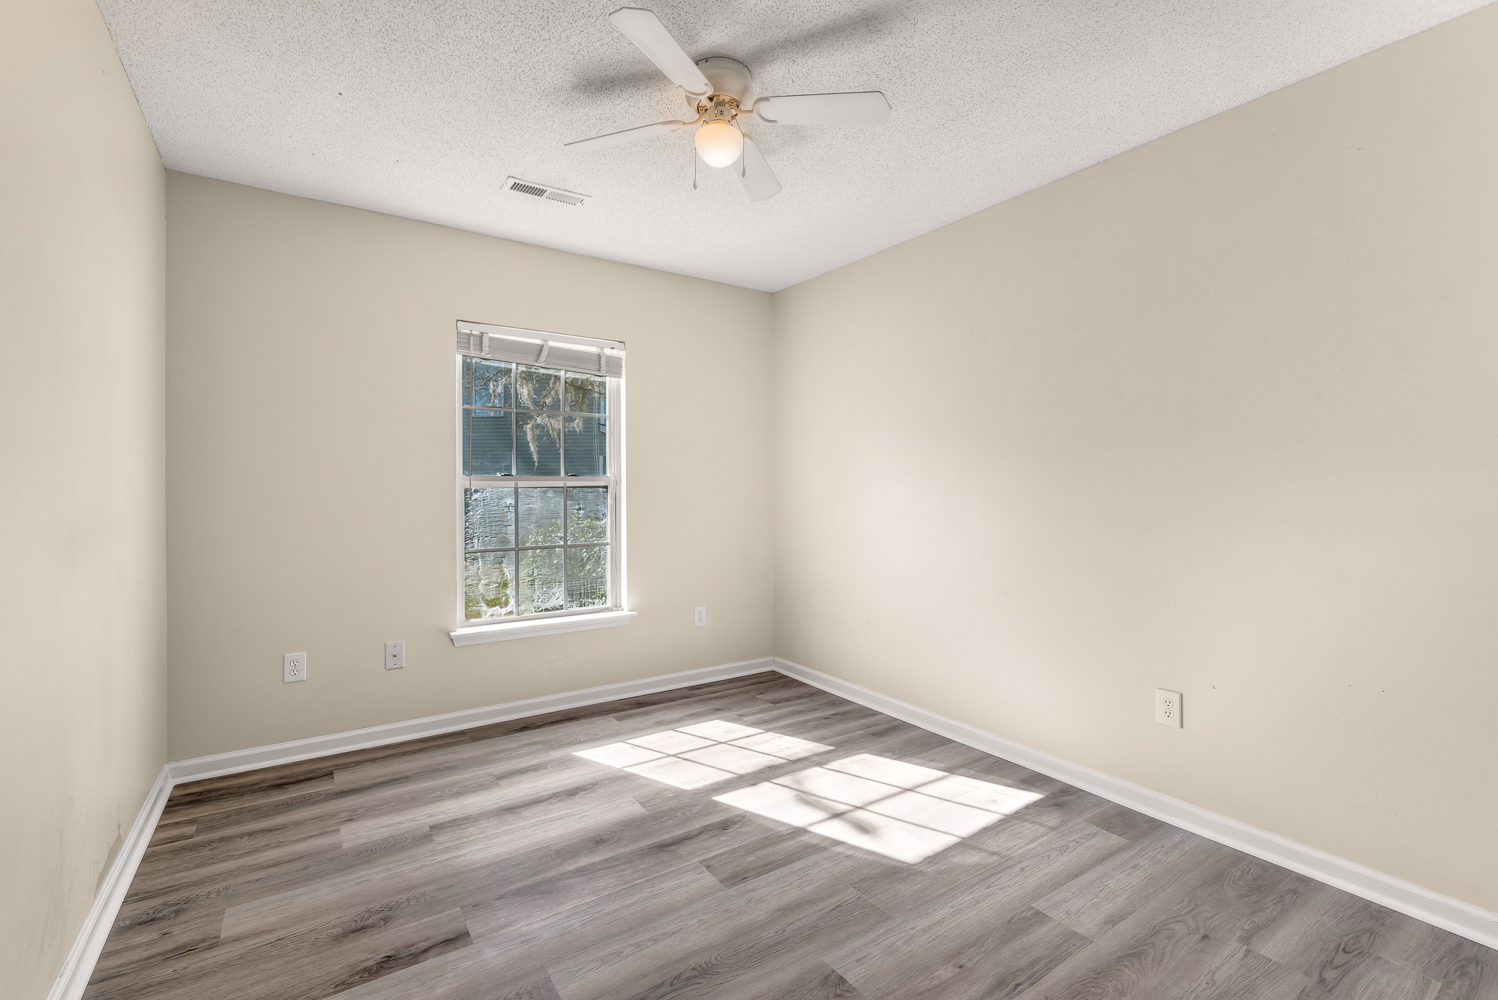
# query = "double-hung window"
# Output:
<box><xmin>455</xmin><ymin>321</ymin><xmax>624</xmax><ymax>634</ymax></box>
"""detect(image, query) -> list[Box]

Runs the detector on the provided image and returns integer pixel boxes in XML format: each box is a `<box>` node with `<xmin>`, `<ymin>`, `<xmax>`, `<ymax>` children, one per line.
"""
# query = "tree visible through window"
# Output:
<box><xmin>460</xmin><ymin>355</ymin><xmax>617</xmax><ymax>622</ymax></box>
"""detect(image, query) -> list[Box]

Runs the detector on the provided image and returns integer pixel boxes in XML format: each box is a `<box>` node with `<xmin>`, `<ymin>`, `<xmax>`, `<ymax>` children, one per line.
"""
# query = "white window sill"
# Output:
<box><xmin>450</xmin><ymin>610</ymin><xmax>636</xmax><ymax>646</ymax></box>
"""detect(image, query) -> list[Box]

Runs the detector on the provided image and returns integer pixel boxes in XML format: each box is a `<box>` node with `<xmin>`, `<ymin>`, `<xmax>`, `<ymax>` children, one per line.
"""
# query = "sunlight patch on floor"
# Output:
<box><xmin>575</xmin><ymin>722</ymin><xmax>1044</xmax><ymax>863</ymax></box>
<box><xmin>573</xmin><ymin>720</ymin><xmax>834</xmax><ymax>790</ymax></box>
<box><xmin>717</xmin><ymin>753</ymin><xmax>1045</xmax><ymax>863</ymax></box>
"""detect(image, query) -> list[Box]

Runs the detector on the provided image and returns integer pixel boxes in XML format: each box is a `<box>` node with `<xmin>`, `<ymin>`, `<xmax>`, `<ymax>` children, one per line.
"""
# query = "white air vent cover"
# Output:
<box><xmin>504</xmin><ymin>176</ymin><xmax>589</xmax><ymax>206</ymax></box>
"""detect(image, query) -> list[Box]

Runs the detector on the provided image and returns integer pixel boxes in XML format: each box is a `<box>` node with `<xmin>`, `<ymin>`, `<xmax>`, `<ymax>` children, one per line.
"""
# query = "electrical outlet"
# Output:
<box><xmin>1155</xmin><ymin>688</ymin><xmax>1182</xmax><ymax>728</ymax></box>
<box><xmin>385</xmin><ymin>641</ymin><xmax>404</xmax><ymax>670</ymax></box>
<box><xmin>284</xmin><ymin>652</ymin><xmax>307</xmax><ymax>683</ymax></box>
<box><xmin>694</xmin><ymin>606</ymin><xmax>707</xmax><ymax>628</ymax></box>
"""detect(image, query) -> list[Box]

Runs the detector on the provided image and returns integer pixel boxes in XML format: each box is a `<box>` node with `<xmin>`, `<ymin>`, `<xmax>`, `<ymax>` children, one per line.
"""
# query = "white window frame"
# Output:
<box><xmin>450</xmin><ymin>322</ymin><xmax>630</xmax><ymax>645</ymax></box>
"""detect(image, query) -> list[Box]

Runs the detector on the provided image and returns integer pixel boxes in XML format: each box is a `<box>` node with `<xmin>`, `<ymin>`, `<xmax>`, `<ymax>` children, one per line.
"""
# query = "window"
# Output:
<box><xmin>456</xmin><ymin>322</ymin><xmax>623</xmax><ymax>630</ymax></box>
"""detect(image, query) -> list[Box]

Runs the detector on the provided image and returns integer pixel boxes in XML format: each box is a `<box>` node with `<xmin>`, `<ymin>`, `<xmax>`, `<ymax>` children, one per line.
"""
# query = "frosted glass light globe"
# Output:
<box><xmin>694</xmin><ymin>121</ymin><xmax>744</xmax><ymax>168</ymax></box>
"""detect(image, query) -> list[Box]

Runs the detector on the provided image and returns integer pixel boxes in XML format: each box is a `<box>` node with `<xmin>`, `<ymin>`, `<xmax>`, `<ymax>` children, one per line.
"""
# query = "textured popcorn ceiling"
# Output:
<box><xmin>98</xmin><ymin>0</ymin><xmax>1490</xmax><ymax>291</ymax></box>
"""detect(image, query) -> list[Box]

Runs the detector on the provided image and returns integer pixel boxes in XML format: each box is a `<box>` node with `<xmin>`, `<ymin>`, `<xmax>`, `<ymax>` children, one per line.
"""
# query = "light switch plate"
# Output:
<box><xmin>1155</xmin><ymin>688</ymin><xmax>1182</xmax><ymax>728</ymax></box>
<box><xmin>385</xmin><ymin>641</ymin><xmax>404</xmax><ymax>670</ymax></box>
<box><xmin>284</xmin><ymin>652</ymin><xmax>307</xmax><ymax>683</ymax></box>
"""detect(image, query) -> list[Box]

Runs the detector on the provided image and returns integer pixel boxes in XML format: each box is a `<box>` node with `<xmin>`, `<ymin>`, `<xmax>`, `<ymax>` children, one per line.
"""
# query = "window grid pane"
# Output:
<box><xmin>567</xmin><ymin>487</ymin><xmax>608</xmax><ymax>543</ymax></box>
<box><xmin>519</xmin><ymin>546</ymin><xmax>565</xmax><ymax>615</ymax></box>
<box><xmin>564</xmin><ymin>414</ymin><xmax>607</xmax><ymax>476</ymax></box>
<box><xmin>566</xmin><ymin>545</ymin><xmax>609</xmax><ymax>608</ymax></box>
<box><xmin>462</xmin><ymin>364</ymin><xmax>613</xmax><ymax>622</ymax></box>
<box><xmin>516</xmin><ymin>366</ymin><xmax>562</xmax><ymax>411</ymax></box>
<box><xmin>462</xmin><ymin>481</ymin><xmax>610</xmax><ymax>618</ymax></box>
<box><xmin>518</xmin><ymin>487</ymin><xmax>564</xmax><ymax>546</ymax></box>
<box><xmin>465</xmin><ymin>550</ymin><xmax>515</xmax><ymax>620</ymax></box>
<box><xmin>469</xmin><ymin>409</ymin><xmax>514</xmax><ymax>476</ymax></box>
<box><xmin>464</xmin><ymin>357</ymin><xmax>513</xmax><ymax>408</ymax></box>
<box><xmin>464</xmin><ymin>488</ymin><xmax>515</xmax><ymax>550</ymax></box>
<box><xmin>565</xmin><ymin>373</ymin><xmax>607</xmax><ymax>414</ymax></box>
<box><xmin>465</xmin><ymin>382</ymin><xmax>619</xmax><ymax>478</ymax></box>
<box><xmin>516</xmin><ymin>413</ymin><xmax>562</xmax><ymax>476</ymax></box>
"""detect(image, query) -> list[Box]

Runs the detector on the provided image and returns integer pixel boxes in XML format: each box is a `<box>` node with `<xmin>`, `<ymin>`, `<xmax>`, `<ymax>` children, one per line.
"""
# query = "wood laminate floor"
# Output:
<box><xmin>86</xmin><ymin>672</ymin><xmax>1497</xmax><ymax>1000</ymax></box>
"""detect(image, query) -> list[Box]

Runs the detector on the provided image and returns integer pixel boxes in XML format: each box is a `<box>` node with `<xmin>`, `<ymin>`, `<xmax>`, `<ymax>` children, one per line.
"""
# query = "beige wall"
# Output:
<box><xmin>0</xmin><ymin>0</ymin><xmax>168</xmax><ymax>995</ymax></box>
<box><xmin>773</xmin><ymin>4</ymin><xmax>1498</xmax><ymax>912</ymax></box>
<box><xmin>7</xmin><ymin>0</ymin><xmax>1497</xmax><ymax>986</ymax></box>
<box><xmin>166</xmin><ymin>173</ymin><xmax>773</xmax><ymax>760</ymax></box>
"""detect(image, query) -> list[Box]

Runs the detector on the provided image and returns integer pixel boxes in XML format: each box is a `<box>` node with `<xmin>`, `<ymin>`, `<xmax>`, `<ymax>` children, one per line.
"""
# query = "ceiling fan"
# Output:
<box><xmin>564</xmin><ymin>7</ymin><xmax>892</xmax><ymax>201</ymax></box>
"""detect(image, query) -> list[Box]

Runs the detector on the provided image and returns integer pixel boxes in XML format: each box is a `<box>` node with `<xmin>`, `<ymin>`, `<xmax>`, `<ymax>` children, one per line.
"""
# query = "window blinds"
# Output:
<box><xmin>456</xmin><ymin>321</ymin><xmax>624</xmax><ymax>378</ymax></box>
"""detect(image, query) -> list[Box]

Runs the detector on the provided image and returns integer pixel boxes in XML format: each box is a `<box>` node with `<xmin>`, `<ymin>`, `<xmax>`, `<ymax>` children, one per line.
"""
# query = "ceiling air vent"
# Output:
<box><xmin>504</xmin><ymin>176</ymin><xmax>589</xmax><ymax>206</ymax></box>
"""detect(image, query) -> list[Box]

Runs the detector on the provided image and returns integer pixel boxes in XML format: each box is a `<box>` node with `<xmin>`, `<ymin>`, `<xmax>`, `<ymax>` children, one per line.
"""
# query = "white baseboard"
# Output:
<box><xmin>169</xmin><ymin>656</ymin><xmax>775</xmax><ymax>783</ymax></box>
<box><xmin>46</xmin><ymin>764</ymin><xmax>173</xmax><ymax>1000</ymax></box>
<box><xmin>51</xmin><ymin>651</ymin><xmax>1498</xmax><ymax>1000</ymax></box>
<box><xmin>48</xmin><ymin>655</ymin><xmax>774</xmax><ymax>999</ymax></box>
<box><xmin>772</xmin><ymin>656</ymin><xmax>1498</xmax><ymax>952</ymax></box>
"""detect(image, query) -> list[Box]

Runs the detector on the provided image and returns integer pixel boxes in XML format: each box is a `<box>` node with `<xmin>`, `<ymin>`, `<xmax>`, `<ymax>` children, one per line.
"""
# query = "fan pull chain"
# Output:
<box><xmin>692</xmin><ymin>151</ymin><xmax>698</xmax><ymax>191</ymax></box>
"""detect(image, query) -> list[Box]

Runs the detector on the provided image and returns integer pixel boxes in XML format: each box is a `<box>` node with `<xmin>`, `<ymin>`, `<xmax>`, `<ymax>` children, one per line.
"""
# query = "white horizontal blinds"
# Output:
<box><xmin>456</xmin><ymin>322</ymin><xmax>624</xmax><ymax>378</ymax></box>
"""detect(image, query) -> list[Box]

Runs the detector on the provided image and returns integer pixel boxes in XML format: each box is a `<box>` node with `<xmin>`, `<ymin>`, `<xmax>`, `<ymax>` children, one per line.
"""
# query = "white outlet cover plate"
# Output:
<box><xmin>1155</xmin><ymin>688</ymin><xmax>1182</xmax><ymax>728</ymax></box>
<box><xmin>694</xmin><ymin>606</ymin><xmax>707</xmax><ymax>628</ymax></box>
<box><xmin>385</xmin><ymin>641</ymin><xmax>404</xmax><ymax>670</ymax></box>
<box><xmin>284</xmin><ymin>652</ymin><xmax>307</xmax><ymax>683</ymax></box>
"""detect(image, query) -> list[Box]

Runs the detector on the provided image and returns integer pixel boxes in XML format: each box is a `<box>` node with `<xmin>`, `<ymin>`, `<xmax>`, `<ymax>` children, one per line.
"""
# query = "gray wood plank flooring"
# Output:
<box><xmin>84</xmin><ymin>672</ymin><xmax>1497</xmax><ymax>1000</ymax></box>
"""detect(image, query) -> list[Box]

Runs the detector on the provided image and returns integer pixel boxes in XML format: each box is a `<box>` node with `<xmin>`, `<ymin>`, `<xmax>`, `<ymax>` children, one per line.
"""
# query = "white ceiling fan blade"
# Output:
<box><xmin>564</xmin><ymin>119</ymin><xmax>688</xmax><ymax>152</ymax></box>
<box><xmin>738</xmin><ymin>136</ymin><xmax>781</xmax><ymax>202</ymax></box>
<box><xmin>607</xmin><ymin>8</ymin><xmax>713</xmax><ymax>97</ymax></box>
<box><xmin>752</xmin><ymin>91</ymin><xmax>891</xmax><ymax>126</ymax></box>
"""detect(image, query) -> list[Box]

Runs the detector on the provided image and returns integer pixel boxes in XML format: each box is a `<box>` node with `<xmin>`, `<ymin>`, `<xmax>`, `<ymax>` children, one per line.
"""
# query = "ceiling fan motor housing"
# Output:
<box><xmin>702</xmin><ymin>100</ymin><xmax>737</xmax><ymax>127</ymax></box>
<box><xmin>693</xmin><ymin>56</ymin><xmax>753</xmax><ymax>106</ymax></box>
